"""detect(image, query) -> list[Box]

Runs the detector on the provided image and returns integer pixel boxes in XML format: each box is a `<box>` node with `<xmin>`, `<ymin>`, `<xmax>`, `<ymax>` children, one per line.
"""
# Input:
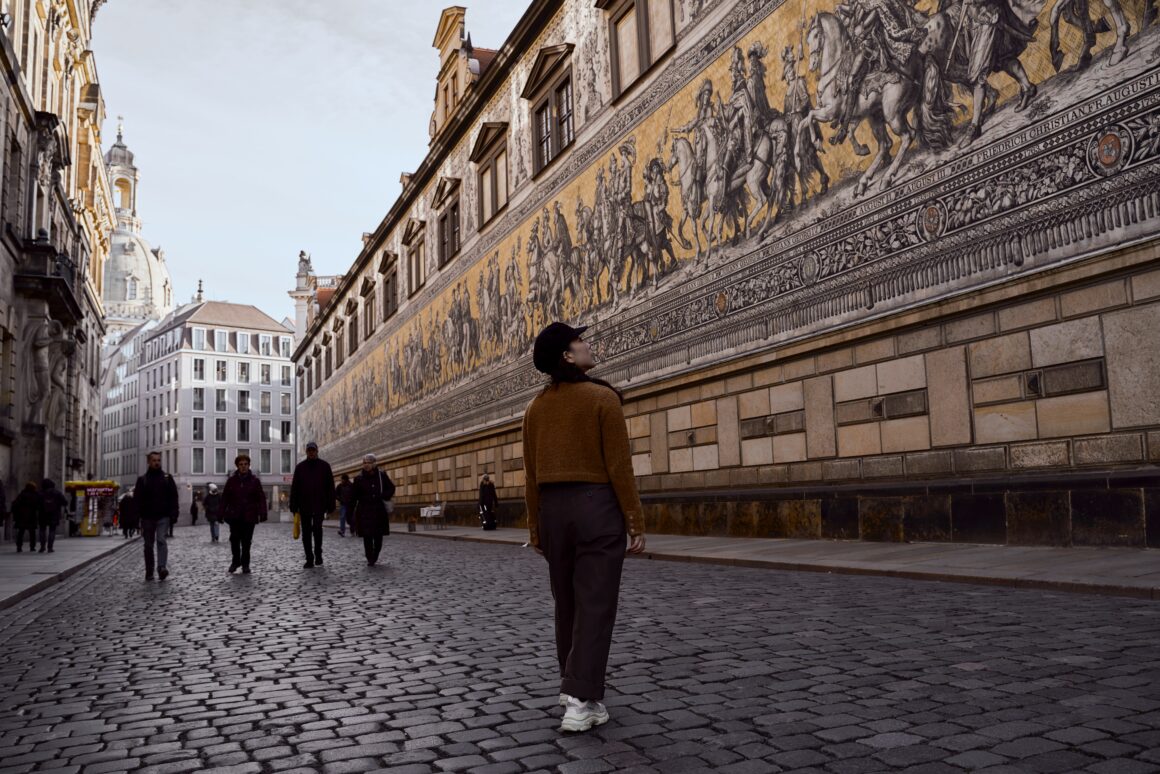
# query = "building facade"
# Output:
<box><xmin>0</xmin><ymin>0</ymin><xmax>116</xmax><ymax>504</ymax></box>
<box><xmin>295</xmin><ymin>1</ymin><xmax>1160</xmax><ymax>547</ymax></box>
<box><xmin>99</xmin><ymin>318</ymin><xmax>153</xmax><ymax>494</ymax></box>
<box><xmin>130</xmin><ymin>300</ymin><xmax>296</xmax><ymax>519</ymax></box>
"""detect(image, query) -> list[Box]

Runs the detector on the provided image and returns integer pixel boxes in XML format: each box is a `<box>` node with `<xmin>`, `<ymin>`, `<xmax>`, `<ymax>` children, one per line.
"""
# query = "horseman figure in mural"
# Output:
<box><xmin>781</xmin><ymin>42</ymin><xmax>829</xmax><ymax>211</ymax></box>
<box><xmin>921</xmin><ymin>0</ymin><xmax>1043</xmax><ymax>146</ymax></box>
<box><xmin>806</xmin><ymin>1</ymin><xmax>954</xmax><ymax>195</ymax></box>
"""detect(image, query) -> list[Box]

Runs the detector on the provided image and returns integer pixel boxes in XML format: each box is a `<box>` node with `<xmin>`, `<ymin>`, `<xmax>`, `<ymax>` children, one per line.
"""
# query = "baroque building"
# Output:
<box><xmin>295</xmin><ymin>1</ymin><xmax>1160</xmax><ymax>547</ymax></box>
<box><xmin>0</xmin><ymin>0</ymin><xmax>116</xmax><ymax>502</ymax></box>
<box><xmin>101</xmin><ymin>123</ymin><xmax>174</xmax><ymax>343</ymax></box>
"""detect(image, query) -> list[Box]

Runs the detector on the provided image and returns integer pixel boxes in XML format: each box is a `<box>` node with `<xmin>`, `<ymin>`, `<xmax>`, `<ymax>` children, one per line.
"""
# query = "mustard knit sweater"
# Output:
<box><xmin>522</xmin><ymin>380</ymin><xmax>644</xmax><ymax>546</ymax></box>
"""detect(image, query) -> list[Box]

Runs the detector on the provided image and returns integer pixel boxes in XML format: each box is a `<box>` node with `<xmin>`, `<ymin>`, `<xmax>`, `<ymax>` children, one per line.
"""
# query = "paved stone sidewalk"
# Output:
<box><xmin>379</xmin><ymin>524</ymin><xmax>1160</xmax><ymax>600</ymax></box>
<box><xmin>0</xmin><ymin>533</ymin><xmax>138</xmax><ymax>610</ymax></box>
<box><xmin>0</xmin><ymin>524</ymin><xmax>1158</xmax><ymax>773</ymax></box>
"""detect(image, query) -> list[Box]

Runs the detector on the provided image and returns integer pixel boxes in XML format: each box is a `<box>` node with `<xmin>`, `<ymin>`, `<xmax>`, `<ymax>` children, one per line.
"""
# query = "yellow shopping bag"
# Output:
<box><xmin>292</xmin><ymin>511</ymin><xmax>301</xmax><ymax>540</ymax></box>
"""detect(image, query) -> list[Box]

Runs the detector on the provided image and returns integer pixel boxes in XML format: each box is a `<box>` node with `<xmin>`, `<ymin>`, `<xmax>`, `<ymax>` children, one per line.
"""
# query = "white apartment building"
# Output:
<box><xmin>100</xmin><ymin>320</ymin><xmax>157</xmax><ymax>493</ymax></box>
<box><xmin>137</xmin><ymin>300</ymin><xmax>296</xmax><ymax>519</ymax></box>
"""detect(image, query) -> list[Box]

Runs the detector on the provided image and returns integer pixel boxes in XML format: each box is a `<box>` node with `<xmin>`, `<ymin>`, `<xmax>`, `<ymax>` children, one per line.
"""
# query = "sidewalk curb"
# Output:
<box><xmin>395</xmin><ymin>529</ymin><xmax>1160</xmax><ymax>601</ymax></box>
<box><xmin>0</xmin><ymin>537</ymin><xmax>140</xmax><ymax>611</ymax></box>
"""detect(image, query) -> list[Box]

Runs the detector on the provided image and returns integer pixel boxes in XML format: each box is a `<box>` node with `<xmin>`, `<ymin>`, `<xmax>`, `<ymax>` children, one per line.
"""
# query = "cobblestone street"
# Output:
<box><xmin>1</xmin><ymin>526</ymin><xmax>1159</xmax><ymax>774</ymax></box>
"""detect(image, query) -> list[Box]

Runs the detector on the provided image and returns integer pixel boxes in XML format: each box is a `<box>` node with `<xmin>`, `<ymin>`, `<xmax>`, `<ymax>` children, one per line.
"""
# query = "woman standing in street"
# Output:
<box><xmin>351</xmin><ymin>454</ymin><xmax>395</xmax><ymax>566</ymax></box>
<box><xmin>221</xmin><ymin>454</ymin><xmax>267</xmax><ymax>573</ymax></box>
<box><xmin>522</xmin><ymin>322</ymin><xmax>647</xmax><ymax>734</ymax></box>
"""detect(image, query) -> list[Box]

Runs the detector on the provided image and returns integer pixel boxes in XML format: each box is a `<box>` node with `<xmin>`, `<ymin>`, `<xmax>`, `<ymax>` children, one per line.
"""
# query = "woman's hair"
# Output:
<box><xmin>235</xmin><ymin>453</ymin><xmax>251</xmax><ymax>466</ymax></box>
<box><xmin>543</xmin><ymin>359</ymin><xmax>623</xmax><ymax>403</ymax></box>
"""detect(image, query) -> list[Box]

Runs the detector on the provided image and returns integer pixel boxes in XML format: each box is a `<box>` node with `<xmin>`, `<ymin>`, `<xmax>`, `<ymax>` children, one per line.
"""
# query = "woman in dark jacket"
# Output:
<box><xmin>12</xmin><ymin>482</ymin><xmax>41</xmax><ymax>552</ymax></box>
<box><xmin>478</xmin><ymin>474</ymin><xmax>499</xmax><ymax>530</ymax></box>
<box><xmin>221</xmin><ymin>454</ymin><xmax>267</xmax><ymax>573</ymax></box>
<box><xmin>119</xmin><ymin>492</ymin><xmax>139</xmax><ymax>538</ymax></box>
<box><xmin>351</xmin><ymin>454</ymin><xmax>395</xmax><ymax>566</ymax></box>
<box><xmin>39</xmin><ymin>479</ymin><xmax>68</xmax><ymax>553</ymax></box>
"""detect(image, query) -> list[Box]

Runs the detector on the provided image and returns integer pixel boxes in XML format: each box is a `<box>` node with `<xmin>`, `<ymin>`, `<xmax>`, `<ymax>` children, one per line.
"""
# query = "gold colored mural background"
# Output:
<box><xmin>301</xmin><ymin>0</ymin><xmax>1159</xmax><ymax>451</ymax></box>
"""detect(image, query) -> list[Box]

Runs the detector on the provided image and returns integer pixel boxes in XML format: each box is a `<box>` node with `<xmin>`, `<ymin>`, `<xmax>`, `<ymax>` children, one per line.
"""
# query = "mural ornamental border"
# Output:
<box><xmin>303</xmin><ymin>0</ymin><xmax>1160</xmax><ymax>468</ymax></box>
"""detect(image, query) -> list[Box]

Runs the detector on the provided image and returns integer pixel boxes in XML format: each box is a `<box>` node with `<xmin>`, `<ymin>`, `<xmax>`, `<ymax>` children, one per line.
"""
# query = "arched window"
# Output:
<box><xmin>115</xmin><ymin>178</ymin><xmax>132</xmax><ymax>210</ymax></box>
<box><xmin>126</xmin><ymin>276</ymin><xmax>138</xmax><ymax>300</ymax></box>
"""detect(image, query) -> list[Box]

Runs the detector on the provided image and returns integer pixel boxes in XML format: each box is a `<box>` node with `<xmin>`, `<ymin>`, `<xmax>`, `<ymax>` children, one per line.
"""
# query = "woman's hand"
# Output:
<box><xmin>627</xmin><ymin>534</ymin><xmax>646</xmax><ymax>554</ymax></box>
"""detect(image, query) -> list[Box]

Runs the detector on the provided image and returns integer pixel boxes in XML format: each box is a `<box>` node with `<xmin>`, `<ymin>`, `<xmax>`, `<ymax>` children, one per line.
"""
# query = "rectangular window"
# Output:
<box><xmin>193</xmin><ymin>417</ymin><xmax>204</xmax><ymax>442</ymax></box>
<box><xmin>608</xmin><ymin>0</ymin><xmax>674</xmax><ymax>97</ymax></box>
<box><xmin>364</xmin><ymin>296</ymin><xmax>376</xmax><ymax>338</ymax></box>
<box><xmin>215</xmin><ymin>418</ymin><xmax>227</xmax><ymax>442</ymax></box>
<box><xmin>193</xmin><ymin>388</ymin><xmax>205</xmax><ymax>411</ymax></box>
<box><xmin>259</xmin><ymin>335</ymin><xmax>272</xmax><ymax>356</ymax></box>
<box><xmin>439</xmin><ymin>200</ymin><xmax>461</xmax><ymax>267</ymax></box>
<box><xmin>260</xmin><ymin>449</ymin><xmax>271</xmax><ymax>474</ymax></box>
<box><xmin>214</xmin><ymin>448</ymin><xmax>226</xmax><ymax>474</ymax></box>
<box><xmin>215</xmin><ymin>360</ymin><xmax>227</xmax><ymax>382</ymax></box>
<box><xmin>281</xmin><ymin>449</ymin><xmax>292</xmax><ymax>474</ymax></box>
<box><xmin>532</xmin><ymin>74</ymin><xmax>575</xmax><ymax>173</ymax></box>
<box><xmin>281</xmin><ymin>365</ymin><xmax>292</xmax><ymax>386</ymax></box>
<box><xmin>280</xmin><ymin>337</ymin><xmax>292</xmax><ymax>358</ymax></box>
<box><xmin>214</xmin><ymin>330</ymin><xmax>228</xmax><ymax>352</ymax></box>
<box><xmin>193</xmin><ymin>358</ymin><xmax>205</xmax><ymax>381</ymax></box>
<box><xmin>407</xmin><ymin>241</ymin><xmax>426</xmax><ymax>296</ymax></box>
<box><xmin>192</xmin><ymin>448</ymin><xmax>205</xmax><ymax>474</ymax></box>
<box><xmin>238</xmin><ymin>390</ymin><xmax>250</xmax><ymax>413</ymax></box>
<box><xmin>349</xmin><ymin>310</ymin><xmax>359</xmax><ymax>356</ymax></box>
<box><xmin>215</xmin><ymin>389</ymin><xmax>228</xmax><ymax>411</ymax></box>
<box><xmin>383</xmin><ymin>267</ymin><xmax>399</xmax><ymax>320</ymax></box>
<box><xmin>280</xmin><ymin>392</ymin><xmax>291</xmax><ymax>415</ymax></box>
<box><xmin>238</xmin><ymin>362</ymin><xmax>250</xmax><ymax>383</ymax></box>
<box><xmin>281</xmin><ymin>421</ymin><xmax>292</xmax><ymax>444</ymax></box>
<box><xmin>260</xmin><ymin>420</ymin><xmax>271</xmax><ymax>443</ymax></box>
<box><xmin>237</xmin><ymin>332</ymin><xmax>250</xmax><ymax>354</ymax></box>
<box><xmin>260</xmin><ymin>364</ymin><xmax>271</xmax><ymax>385</ymax></box>
<box><xmin>260</xmin><ymin>391</ymin><xmax>271</xmax><ymax>414</ymax></box>
<box><xmin>193</xmin><ymin>328</ymin><xmax>206</xmax><ymax>351</ymax></box>
<box><xmin>237</xmin><ymin>419</ymin><xmax>250</xmax><ymax>443</ymax></box>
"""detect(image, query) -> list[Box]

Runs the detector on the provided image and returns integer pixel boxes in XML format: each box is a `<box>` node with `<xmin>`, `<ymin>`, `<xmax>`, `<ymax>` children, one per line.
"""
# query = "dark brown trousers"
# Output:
<box><xmin>538</xmin><ymin>483</ymin><xmax>626</xmax><ymax>701</ymax></box>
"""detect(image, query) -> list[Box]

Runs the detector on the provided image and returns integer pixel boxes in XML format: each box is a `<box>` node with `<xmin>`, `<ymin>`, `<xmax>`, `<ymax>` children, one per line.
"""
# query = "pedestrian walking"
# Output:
<box><xmin>221</xmin><ymin>454</ymin><xmax>266</xmax><ymax>574</ymax></box>
<box><xmin>522</xmin><ymin>322</ymin><xmax>647</xmax><ymax>733</ymax></box>
<box><xmin>119</xmin><ymin>491</ymin><xmax>139</xmax><ymax>538</ymax></box>
<box><xmin>336</xmin><ymin>473</ymin><xmax>353</xmax><ymax>537</ymax></box>
<box><xmin>38</xmin><ymin>479</ymin><xmax>68</xmax><ymax>553</ymax></box>
<box><xmin>134</xmin><ymin>451</ymin><xmax>179</xmax><ymax>581</ymax></box>
<box><xmin>12</xmin><ymin>482</ymin><xmax>40</xmax><ymax>552</ymax></box>
<box><xmin>203</xmin><ymin>483</ymin><xmax>222</xmax><ymax>542</ymax></box>
<box><xmin>351</xmin><ymin>454</ymin><xmax>395</xmax><ymax>566</ymax></box>
<box><xmin>190</xmin><ymin>493</ymin><xmax>200</xmax><ymax>527</ymax></box>
<box><xmin>289</xmin><ymin>441</ymin><xmax>335</xmax><ymax>569</ymax></box>
<box><xmin>478</xmin><ymin>473</ymin><xmax>499</xmax><ymax>531</ymax></box>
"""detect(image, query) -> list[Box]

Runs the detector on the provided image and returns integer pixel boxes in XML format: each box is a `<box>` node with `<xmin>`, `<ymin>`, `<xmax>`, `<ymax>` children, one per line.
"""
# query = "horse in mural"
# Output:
<box><xmin>806</xmin><ymin>10</ymin><xmax>954</xmax><ymax>195</ymax></box>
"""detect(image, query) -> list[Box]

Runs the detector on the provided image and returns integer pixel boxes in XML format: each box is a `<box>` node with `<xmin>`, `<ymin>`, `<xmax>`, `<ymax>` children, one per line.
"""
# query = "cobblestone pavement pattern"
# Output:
<box><xmin>1</xmin><ymin>526</ymin><xmax>1159</xmax><ymax>774</ymax></box>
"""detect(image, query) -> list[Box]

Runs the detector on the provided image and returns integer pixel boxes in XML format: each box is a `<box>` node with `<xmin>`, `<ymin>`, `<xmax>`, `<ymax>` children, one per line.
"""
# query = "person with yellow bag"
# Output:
<box><xmin>292</xmin><ymin>511</ymin><xmax>301</xmax><ymax>540</ymax></box>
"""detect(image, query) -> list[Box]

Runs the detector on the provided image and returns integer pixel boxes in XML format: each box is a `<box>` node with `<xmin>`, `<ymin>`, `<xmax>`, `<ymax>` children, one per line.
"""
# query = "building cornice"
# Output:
<box><xmin>293</xmin><ymin>0</ymin><xmax>562</xmax><ymax>360</ymax></box>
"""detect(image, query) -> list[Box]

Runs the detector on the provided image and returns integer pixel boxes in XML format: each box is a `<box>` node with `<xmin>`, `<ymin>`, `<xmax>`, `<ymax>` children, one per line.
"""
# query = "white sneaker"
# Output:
<box><xmin>559</xmin><ymin>696</ymin><xmax>609</xmax><ymax>733</ymax></box>
<box><xmin>559</xmin><ymin>693</ymin><xmax>569</xmax><ymax>707</ymax></box>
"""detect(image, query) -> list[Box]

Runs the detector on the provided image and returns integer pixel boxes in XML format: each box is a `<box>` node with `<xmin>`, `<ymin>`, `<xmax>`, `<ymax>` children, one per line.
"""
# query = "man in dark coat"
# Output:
<box><xmin>119</xmin><ymin>491</ymin><xmax>138</xmax><ymax>538</ymax></box>
<box><xmin>12</xmin><ymin>482</ymin><xmax>40</xmax><ymax>552</ymax></box>
<box><xmin>221</xmin><ymin>454</ymin><xmax>267</xmax><ymax>574</ymax></box>
<box><xmin>203</xmin><ymin>484</ymin><xmax>222</xmax><ymax>542</ymax></box>
<box><xmin>134</xmin><ymin>451</ymin><xmax>179</xmax><ymax>581</ymax></box>
<box><xmin>478</xmin><ymin>474</ymin><xmax>499</xmax><ymax>531</ymax></box>
<box><xmin>351</xmin><ymin>454</ymin><xmax>395</xmax><ymax>566</ymax></box>
<box><xmin>289</xmin><ymin>441</ymin><xmax>335</xmax><ymax>569</ymax></box>
<box><xmin>39</xmin><ymin>479</ymin><xmax>68</xmax><ymax>553</ymax></box>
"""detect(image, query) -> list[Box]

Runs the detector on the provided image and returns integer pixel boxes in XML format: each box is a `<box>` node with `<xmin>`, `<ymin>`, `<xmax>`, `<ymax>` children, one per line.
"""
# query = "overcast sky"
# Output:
<box><xmin>92</xmin><ymin>1</ymin><xmax>527</xmax><ymax>322</ymax></box>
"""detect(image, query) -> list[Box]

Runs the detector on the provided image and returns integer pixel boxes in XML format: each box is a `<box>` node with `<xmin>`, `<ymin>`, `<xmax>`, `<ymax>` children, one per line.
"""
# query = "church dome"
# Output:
<box><xmin>101</xmin><ymin>124</ymin><xmax>175</xmax><ymax>341</ymax></box>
